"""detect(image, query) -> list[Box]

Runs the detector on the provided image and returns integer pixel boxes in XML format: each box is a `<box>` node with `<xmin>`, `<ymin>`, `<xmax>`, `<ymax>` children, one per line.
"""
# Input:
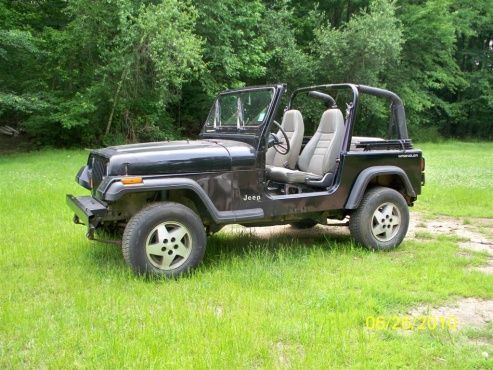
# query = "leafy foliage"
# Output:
<box><xmin>388</xmin><ymin>0</ymin><xmax>466</xmax><ymax>133</ymax></box>
<box><xmin>0</xmin><ymin>0</ymin><xmax>492</xmax><ymax>145</ymax></box>
<box><xmin>314</xmin><ymin>0</ymin><xmax>402</xmax><ymax>85</ymax></box>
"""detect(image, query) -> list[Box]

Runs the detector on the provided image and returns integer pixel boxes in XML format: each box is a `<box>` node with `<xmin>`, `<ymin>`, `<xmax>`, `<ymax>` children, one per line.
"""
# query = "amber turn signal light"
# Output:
<box><xmin>121</xmin><ymin>177</ymin><xmax>143</xmax><ymax>185</ymax></box>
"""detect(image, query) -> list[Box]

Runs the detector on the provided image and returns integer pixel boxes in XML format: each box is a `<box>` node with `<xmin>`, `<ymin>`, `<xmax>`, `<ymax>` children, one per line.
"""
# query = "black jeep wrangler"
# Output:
<box><xmin>67</xmin><ymin>83</ymin><xmax>425</xmax><ymax>277</ymax></box>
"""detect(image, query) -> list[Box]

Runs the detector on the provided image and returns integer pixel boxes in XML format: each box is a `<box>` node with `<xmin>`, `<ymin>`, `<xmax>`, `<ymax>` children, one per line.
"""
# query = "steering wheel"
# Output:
<box><xmin>270</xmin><ymin>120</ymin><xmax>290</xmax><ymax>155</ymax></box>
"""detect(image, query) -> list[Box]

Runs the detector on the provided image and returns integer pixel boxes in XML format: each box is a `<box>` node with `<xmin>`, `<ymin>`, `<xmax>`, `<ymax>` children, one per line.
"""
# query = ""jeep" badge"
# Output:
<box><xmin>242</xmin><ymin>194</ymin><xmax>261</xmax><ymax>201</ymax></box>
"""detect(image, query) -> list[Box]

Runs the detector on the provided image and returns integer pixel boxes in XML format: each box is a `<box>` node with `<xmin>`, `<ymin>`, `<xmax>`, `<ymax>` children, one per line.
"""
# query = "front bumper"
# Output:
<box><xmin>66</xmin><ymin>195</ymin><xmax>108</xmax><ymax>237</ymax></box>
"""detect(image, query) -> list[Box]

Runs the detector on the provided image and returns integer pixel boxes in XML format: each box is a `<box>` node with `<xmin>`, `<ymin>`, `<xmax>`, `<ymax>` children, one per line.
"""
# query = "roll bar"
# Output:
<box><xmin>288</xmin><ymin>83</ymin><xmax>409</xmax><ymax>144</ymax></box>
<box><xmin>356</xmin><ymin>85</ymin><xmax>408</xmax><ymax>139</ymax></box>
<box><xmin>307</xmin><ymin>91</ymin><xmax>337</xmax><ymax>108</ymax></box>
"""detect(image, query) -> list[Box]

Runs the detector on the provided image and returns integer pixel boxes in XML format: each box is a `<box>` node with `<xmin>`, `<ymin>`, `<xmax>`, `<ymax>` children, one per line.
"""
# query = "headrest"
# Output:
<box><xmin>282</xmin><ymin>110</ymin><xmax>303</xmax><ymax>132</ymax></box>
<box><xmin>318</xmin><ymin>109</ymin><xmax>344</xmax><ymax>134</ymax></box>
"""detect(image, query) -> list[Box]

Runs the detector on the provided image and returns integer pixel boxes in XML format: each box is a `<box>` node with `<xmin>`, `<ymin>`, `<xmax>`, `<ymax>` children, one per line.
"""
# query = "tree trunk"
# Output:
<box><xmin>105</xmin><ymin>68</ymin><xmax>128</xmax><ymax>137</ymax></box>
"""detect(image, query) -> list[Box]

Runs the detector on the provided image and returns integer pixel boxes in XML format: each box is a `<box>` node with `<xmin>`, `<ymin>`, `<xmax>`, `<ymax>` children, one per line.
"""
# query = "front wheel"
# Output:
<box><xmin>122</xmin><ymin>202</ymin><xmax>206</xmax><ymax>277</ymax></box>
<box><xmin>349</xmin><ymin>187</ymin><xmax>409</xmax><ymax>251</ymax></box>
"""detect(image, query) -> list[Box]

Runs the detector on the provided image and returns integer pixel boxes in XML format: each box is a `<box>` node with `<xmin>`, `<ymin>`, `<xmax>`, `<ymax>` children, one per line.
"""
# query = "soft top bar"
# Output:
<box><xmin>307</xmin><ymin>91</ymin><xmax>337</xmax><ymax>108</ymax></box>
<box><xmin>357</xmin><ymin>85</ymin><xmax>408</xmax><ymax>139</ymax></box>
<box><xmin>356</xmin><ymin>85</ymin><xmax>403</xmax><ymax>105</ymax></box>
<box><xmin>288</xmin><ymin>83</ymin><xmax>408</xmax><ymax>141</ymax></box>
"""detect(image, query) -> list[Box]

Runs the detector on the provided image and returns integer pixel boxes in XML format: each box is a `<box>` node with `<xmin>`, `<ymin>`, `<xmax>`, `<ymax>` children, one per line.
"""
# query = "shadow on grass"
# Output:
<box><xmin>203</xmin><ymin>225</ymin><xmax>357</xmax><ymax>266</ymax></box>
<box><xmin>83</xmin><ymin>242</ymin><xmax>126</xmax><ymax>272</ymax></box>
<box><xmin>83</xmin><ymin>225</ymin><xmax>360</xmax><ymax>276</ymax></box>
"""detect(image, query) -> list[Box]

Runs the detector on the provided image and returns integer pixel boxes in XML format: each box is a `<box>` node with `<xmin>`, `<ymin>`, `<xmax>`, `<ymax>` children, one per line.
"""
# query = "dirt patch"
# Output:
<box><xmin>459</xmin><ymin>241</ymin><xmax>493</xmax><ymax>255</ymax></box>
<box><xmin>223</xmin><ymin>222</ymin><xmax>350</xmax><ymax>240</ymax></box>
<box><xmin>408</xmin><ymin>298</ymin><xmax>493</xmax><ymax>330</ymax></box>
<box><xmin>271</xmin><ymin>341</ymin><xmax>305</xmax><ymax>369</ymax></box>
<box><xmin>410</xmin><ymin>213</ymin><xmax>493</xmax><ymax>274</ymax></box>
<box><xmin>472</xmin><ymin>256</ymin><xmax>493</xmax><ymax>275</ymax></box>
<box><xmin>223</xmin><ymin>212</ymin><xmax>493</xmax><ymax>273</ymax></box>
<box><xmin>470</xmin><ymin>338</ymin><xmax>493</xmax><ymax>347</ymax></box>
<box><xmin>224</xmin><ymin>212</ymin><xmax>492</xmax><ymax>246</ymax></box>
<box><xmin>409</xmin><ymin>214</ymin><xmax>491</xmax><ymax>243</ymax></box>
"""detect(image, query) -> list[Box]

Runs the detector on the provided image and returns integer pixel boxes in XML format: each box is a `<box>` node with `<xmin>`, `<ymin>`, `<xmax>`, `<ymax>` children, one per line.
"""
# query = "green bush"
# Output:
<box><xmin>1</xmin><ymin>0</ymin><xmax>492</xmax><ymax>146</ymax></box>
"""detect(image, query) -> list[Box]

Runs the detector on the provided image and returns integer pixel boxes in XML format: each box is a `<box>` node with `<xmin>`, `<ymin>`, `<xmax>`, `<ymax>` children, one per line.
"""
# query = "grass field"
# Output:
<box><xmin>0</xmin><ymin>143</ymin><xmax>492</xmax><ymax>368</ymax></box>
<box><xmin>415</xmin><ymin>142</ymin><xmax>493</xmax><ymax>218</ymax></box>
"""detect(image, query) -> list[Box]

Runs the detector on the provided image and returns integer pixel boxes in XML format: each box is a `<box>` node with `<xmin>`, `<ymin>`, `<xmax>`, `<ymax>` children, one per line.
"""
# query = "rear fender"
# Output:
<box><xmin>345</xmin><ymin>166</ymin><xmax>416</xmax><ymax>209</ymax></box>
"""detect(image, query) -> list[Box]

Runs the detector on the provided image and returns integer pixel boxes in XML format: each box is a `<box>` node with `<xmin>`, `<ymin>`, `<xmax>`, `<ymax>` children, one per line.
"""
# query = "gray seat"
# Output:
<box><xmin>267</xmin><ymin>108</ymin><xmax>345</xmax><ymax>185</ymax></box>
<box><xmin>266</xmin><ymin>109</ymin><xmax>304</xmax><ymax>169</ymax></box>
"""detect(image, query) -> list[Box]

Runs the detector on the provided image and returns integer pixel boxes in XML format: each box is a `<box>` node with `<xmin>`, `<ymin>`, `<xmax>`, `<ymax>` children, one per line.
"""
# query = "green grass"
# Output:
<box><xmin>0</xmin><ymin>145</ymin><xmax>492</xmax><ymax>369</ymax></box>
<box><xmin>415</xmin><ymin>142</ymin><xmax>493</xmax><ymax>218</ymax></box>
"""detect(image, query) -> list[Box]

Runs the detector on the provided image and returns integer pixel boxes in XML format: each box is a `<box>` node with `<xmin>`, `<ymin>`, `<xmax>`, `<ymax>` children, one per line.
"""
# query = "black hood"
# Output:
<box><xmin>92</xmin><ymin>139</ymin><xmax>256</xmax><ymax>176</ymax></box>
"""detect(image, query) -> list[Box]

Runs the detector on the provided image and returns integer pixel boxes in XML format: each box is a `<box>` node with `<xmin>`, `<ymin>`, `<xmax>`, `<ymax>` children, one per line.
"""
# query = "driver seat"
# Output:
<box><xmin>266</xmin><ymin>109</ymin><xmax>304</xmax><ymax>169</ymax></box>
<box><xmin>267</xmin><ymin>108</ymin><xmax>345</xmax><ymax>185</ymax></box>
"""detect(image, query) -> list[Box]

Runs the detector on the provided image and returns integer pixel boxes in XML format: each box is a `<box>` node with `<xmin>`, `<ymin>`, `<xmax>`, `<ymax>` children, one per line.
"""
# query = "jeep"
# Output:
<box><xmin>67</xmin><ymin>83</ymin><xmax>425</xmax><ymax>277</ymax></box>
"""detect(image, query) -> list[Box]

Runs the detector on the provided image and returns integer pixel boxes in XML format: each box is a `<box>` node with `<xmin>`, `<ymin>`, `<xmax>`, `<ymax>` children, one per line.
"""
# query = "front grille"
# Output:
<box><xmin>90</xmin><ymin>155</ymin><xmax>108</xmax><ymax>190</ymax></box>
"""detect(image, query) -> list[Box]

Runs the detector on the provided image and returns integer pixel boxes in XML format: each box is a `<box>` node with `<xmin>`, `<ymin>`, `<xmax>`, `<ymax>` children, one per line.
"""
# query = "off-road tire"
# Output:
<box><xmin>349</xmin><ymin>186</ymin><xmax>409</xmax><ymax>251</ymax></box>
<box><xmin>290</xmin><ymin>220</ymin><xmax>318</xmax><ymax>229</ymax></box>
<box><xmin>122</xmin><ymin>202</ymin><xmax>206</xmax><ymax>277</ymax></box>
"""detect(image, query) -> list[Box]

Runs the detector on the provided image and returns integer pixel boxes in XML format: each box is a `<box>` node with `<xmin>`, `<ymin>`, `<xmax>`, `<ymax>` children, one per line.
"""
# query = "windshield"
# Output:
<box><xmin>203</xmin><ymin>88</ymin><xmax>275</xmax><ymax>131</ymax></box>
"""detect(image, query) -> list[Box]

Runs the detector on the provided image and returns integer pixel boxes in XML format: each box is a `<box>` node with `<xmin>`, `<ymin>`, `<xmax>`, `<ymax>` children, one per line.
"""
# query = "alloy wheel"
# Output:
<box><xmin>370</xmin><ymin>202</ymin><xmax>401</xmax><ymax>242</ymax></box>
<box><xmin>145</xmin><ymin>221</ymin><xmax>193</xmax><ymax>270</ymax></box>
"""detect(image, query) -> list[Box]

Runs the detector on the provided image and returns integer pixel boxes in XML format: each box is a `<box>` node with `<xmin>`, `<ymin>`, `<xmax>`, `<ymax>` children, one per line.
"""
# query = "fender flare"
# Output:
<box><xmin>99</xmin><ymin>177</ymin><xmax>264</xmax><ymax>224</ymax></box>
<box><xmin>345</xmin><ymin>166</ymin><xmax>416</xmax><ymax>209</ymax></box>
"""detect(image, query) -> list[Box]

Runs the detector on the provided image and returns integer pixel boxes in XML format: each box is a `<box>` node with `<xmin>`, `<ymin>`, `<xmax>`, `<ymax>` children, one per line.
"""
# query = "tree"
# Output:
<box><xmin>383</xmin><ymin>0</ymin><xmax>465</xmax><ymax>140</ymax></box>
<box><xmin>312</xmin><ymin>0</ymin><xmax>402</xmax><ymax>135</ymax></box>
<box><xmin>171</xmin><ymin>0</ymin><xmax>268</xmax><ymax>134</ymax></box>
<box><xmin>1</xmin><ymin>0</ymin><xmax>492</xmax><ymax>145</ymax></box>
<box><xmin>261</xmin><ymin>1</ymin><xmax>314</xmax><ymax>87</ymax></box>
<box><xmin>448</xmin><ymin>0</ymin><xmax>493</xmax><ymax>138</ymax></box>
<box><xmin>1</xmin><ymin>0</ymin><xmax>203</xmax><ymax>145</ymax></box>
<box><xmin>0</xmin><ymin>1</ymin><xmax>52</xmax><ymax>125</ymax></box>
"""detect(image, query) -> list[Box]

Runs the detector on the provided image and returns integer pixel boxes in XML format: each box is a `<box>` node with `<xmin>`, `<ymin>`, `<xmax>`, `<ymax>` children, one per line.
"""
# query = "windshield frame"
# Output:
<box><xmin>201</xmin><ymin>85</ymin><xmax>280</xmax><ymax>134</ymax></box>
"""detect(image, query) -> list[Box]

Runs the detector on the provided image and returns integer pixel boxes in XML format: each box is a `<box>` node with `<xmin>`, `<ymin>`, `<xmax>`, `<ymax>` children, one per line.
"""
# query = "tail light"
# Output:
<box><xmin>421</xmin><ymin>157</ymin><xmax>425</xmax><ymax>172</ymax></box>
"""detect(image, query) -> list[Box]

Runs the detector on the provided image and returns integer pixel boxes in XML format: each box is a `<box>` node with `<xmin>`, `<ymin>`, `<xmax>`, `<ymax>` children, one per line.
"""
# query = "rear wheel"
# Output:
<box><xmin>349</xmin><ymin>187</ymin><xmax>409</xmax><ymax>251</ymax></box>
<box><xmin>290</xmin><ymin>219</ymin><xmax>318</xmax><ymax>229</ymax></box>
<box><xmin>122</xmin><ymin>202</ymin><xmax>206</xmax><ymax>277</ymax></box>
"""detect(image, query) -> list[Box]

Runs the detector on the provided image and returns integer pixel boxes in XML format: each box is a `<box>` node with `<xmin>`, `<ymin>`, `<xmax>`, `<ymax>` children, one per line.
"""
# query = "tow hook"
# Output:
<box><xmin>86</xmin><ymin>225</ymin><xmax>95</xmax><ymax>240</ymax></box>
<box><xmin>73</xmin><ymin>214</ymin><xmax>85</xmax><ymax>225</ymax></box>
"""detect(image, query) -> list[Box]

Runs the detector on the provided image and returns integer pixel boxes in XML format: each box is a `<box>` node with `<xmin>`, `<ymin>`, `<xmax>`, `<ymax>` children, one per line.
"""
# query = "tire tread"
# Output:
<box><xmin>349</xmin><ymin>186</ymin><xmax>409</xmax><ymax>250</ymax></box>
<box><xmin>122</xmin><ymin>202</ymin><xmax>206</xmax><ymax>277</ymax></box>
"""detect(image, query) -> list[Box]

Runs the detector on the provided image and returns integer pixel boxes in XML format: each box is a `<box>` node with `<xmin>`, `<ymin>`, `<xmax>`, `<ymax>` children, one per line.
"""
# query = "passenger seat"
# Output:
<box><xmin>267</xmin><ymin>108</ymin><xmax>345</xmax><ymax>185</ymax></box>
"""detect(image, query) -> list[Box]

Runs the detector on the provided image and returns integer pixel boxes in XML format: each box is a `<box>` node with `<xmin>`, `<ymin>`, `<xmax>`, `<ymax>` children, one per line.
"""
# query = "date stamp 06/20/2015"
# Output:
<box><xmin>365</xmin><ymin>315</ymin><xmax>458</xmax><ymax>331</ymax></box>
